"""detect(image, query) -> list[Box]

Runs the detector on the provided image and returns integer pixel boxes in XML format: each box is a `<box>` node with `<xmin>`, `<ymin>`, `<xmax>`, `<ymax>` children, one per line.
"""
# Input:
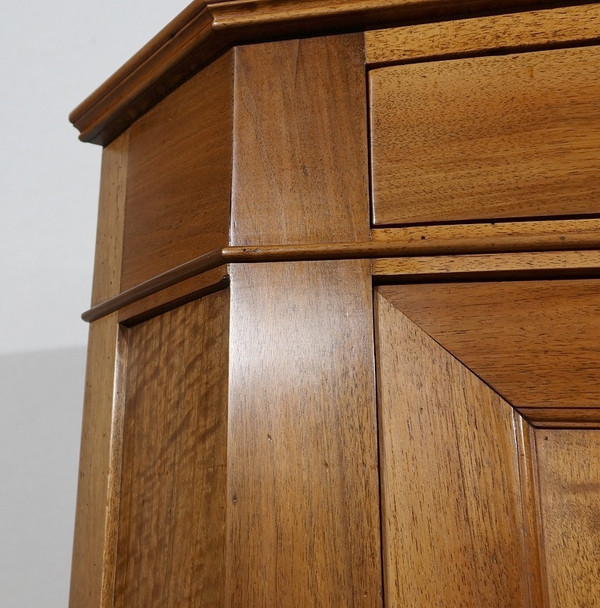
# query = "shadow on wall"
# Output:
<box><xmin>0</xmin><ymin>346</ymin><xmax>86</xmax><ymax>608</ymax></box>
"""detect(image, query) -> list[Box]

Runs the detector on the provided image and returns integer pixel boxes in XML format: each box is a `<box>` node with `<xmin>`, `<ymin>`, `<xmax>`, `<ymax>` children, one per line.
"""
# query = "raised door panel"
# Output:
<box><xmin>378</xmin><ymin>280</ymin><xmax>600</xmax><ymax>422</ymax></box>
<box><xmin>376</xmin><ymin>283</ymin><xmax>600</xmax><ymax>607</ymax></box>
<box><xmin>375</xmin><ymin>290</ymin><xmax>540</xmax><ymax>607</ymax></box>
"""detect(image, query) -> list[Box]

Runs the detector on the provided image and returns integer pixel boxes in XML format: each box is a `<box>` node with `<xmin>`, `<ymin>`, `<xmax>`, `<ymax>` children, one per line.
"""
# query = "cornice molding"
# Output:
<box><xmin>70</xmin><ymin>0</ymin><xmax>582</xmax><ymax>145</ymax></box>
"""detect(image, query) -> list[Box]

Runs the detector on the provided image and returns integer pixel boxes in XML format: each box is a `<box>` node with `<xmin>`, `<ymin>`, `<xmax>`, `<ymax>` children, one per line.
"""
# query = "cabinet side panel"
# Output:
<box><xmin>91</xmin><ymin>130</ymin><xmax>129</xmax><ymax>306</ymax></box>
<box><xmin>231</xmin><ymin>33</ymin><xmax>370</xmax><ymax>245</ymax></box>
<box><xmin>69</xmin><ymin>314</ymin><xmax>123</xmax><ymax>608</ymax></box>
<box><xmin>121</xmin><ymin>52</ymin><xmax>233</xmax><ymax>290</ymax></box>
<box><xmin>535</xmin><ymin>429</ymin><xmax>600</xmax><ymax>607</ymax></box>
<box><xmin>226</xmin><ymin>261</ymin><xmax>382</xmax><ymax>607</ymax></box>
<box><xmin>375</xmin><ymin>290</ymin><xmax>534</xmax><ymax>607</ymax></box>
<box><xmin>114</xmin><ymin>291</ymin><xmax>229</xmax><ymax>607</ymax></box>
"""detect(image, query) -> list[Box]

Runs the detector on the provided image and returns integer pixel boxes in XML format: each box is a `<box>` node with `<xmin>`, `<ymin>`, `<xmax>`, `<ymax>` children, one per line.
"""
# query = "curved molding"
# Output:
<box><xmin>70</xmin><ymin>0</ymin><xmax>577</xmax><ymax>145</ymax></box>
<box><xmin>82</xmin><ymin>225</ymin><xmax>600</xmax><ymax>323</ymax></box>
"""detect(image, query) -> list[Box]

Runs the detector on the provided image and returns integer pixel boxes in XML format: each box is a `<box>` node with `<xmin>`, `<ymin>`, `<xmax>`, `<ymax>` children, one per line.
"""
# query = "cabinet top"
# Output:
<box><xmin>70</xmin><ymin>0</ymin><xmax>557</xmax><ymax>146</ymax></box>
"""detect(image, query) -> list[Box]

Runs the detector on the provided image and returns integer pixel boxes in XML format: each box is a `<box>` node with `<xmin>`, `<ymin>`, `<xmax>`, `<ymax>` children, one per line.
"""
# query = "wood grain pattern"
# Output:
<box><xmin>535</xmin><ymin>429</ymin><xmax>600</xmax><ymax>607</ymax></box>
<box><xmin>379</xmin><ymin>281</ymin><xmax>600</xmax><ymax>411</ymax></box>
<box><xmin>71</xmin><ymin>131</ymin><xmax>130</xmax><ymax>608</ymax></box>
<box><xmin>366</xmin><ymin>4</ymin><xmax>600</xmax><ymax>64</ymax></box>
<box><xmin>69</xmin><ymin>315</ymin><xmax>125</xmax><ymax>608</ymax></box>
<box><xmin>118</xmin><ymin>266</ymin><xmax>229</xmax><ymax>326</ymax></box>
<box><xmin>514</xmin><ymin>415</ymin><xmax>548</xmax><ymax>607</ymax></box>
<box><xmin>91</xmin><ymin>131</ymin><xmax>129</xmax><ymax>306</ymax></box>
<box><xmin>121</xmin><ymin>51</ymin><xmax>233</xmax><ymax>291</ymax></box>
<box><xmin>70</xmin><ymin>0</ymin><xmax>565</xmax><ymax>145</ymax></box>
<box><xmin>230</xmin><ymin>34</ymin><xmax>370</xmax><ymax>245</ymax></box>
<box><xmin>226</xmin><ymin>261</ymin><xmax>382</xmax><ymax>607</ymax></box>
<box><xmin>371</xmin><ymin>46</ymin><xmax>600</xmax><ymax>225</ymax></box>
<box><xmin>372</xmin><ymin>218</ymin><xmax>600</xmax><ymax>247</ymax></box>
<box><xmin>521</xmin><ymin>408</ymin><xmax>600</xmax><ymax>428</ymax></box>
<box><xmin>373</xmin><ymin>250</ymin><xmax>600</xmax><ymax>282</ymax></box>
<box><xmin>375</xmin><ymin>290</ymin><xmax>537</xmax><ymax>607</ymax></box>
<box><xmin>114</xmin><ymin>290</ymin><xmax>229</xmax><ymax>608</ymax></box>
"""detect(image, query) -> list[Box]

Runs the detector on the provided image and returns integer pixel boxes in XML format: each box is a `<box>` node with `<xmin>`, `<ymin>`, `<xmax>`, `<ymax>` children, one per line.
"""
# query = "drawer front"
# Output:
<box><xmin>370</xmin><ymin>46</ymin><xmax>600</xmax><ymax>226</ymax></box>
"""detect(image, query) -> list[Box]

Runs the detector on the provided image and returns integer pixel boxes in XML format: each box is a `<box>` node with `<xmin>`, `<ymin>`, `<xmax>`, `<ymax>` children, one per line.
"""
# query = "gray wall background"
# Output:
<box><xmin>0</xmin><ymin>2</ymin><xmax>187</xmax><ymax>606</ymax></box>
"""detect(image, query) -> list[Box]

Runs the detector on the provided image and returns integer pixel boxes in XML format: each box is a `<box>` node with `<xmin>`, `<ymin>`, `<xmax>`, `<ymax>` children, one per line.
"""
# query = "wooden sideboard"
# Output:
<box><xmin>69</xmin><ymin>2</ymin><xmax>600</xmax><ymax>606</ymax></box>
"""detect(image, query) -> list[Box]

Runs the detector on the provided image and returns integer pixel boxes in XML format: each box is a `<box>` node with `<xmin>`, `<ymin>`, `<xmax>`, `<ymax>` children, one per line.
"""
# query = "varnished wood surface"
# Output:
<box><xmin>118</xmin><ymin>266</ymin><xmax>228</xmax><ymax>326</ymax></box>
<box><xmin>379</xmin><ymin>281</ymin><xmax>600</xmax><ymax>414</ymax></box>
<box><xmin>371</xmin><ymin>46</ymin><xmax>600</xmax><ymax>225</ymax></box>
<box><xmin>83</xmin><ymin>249</ymin><xmax>224</xmax><ymax>323</ymax></box>
<box><xmin>366</xmin><ymin>4</ymin><xmax>600</xmax><ymax>64</ymax></box>
<box><xmin>114</xmin><ymin>291</ymin><xmax>229</xmax><ymax>608</ymax></box>
<box><xmin>521</xmin><ymin>408</ymin><xmax>600</xmax><ymax>428</ymax></box>
<box><xmin>535</xmin><ymin>430</ymin><xmax>600</xmax><ymax>606</ymax></box>
<box><xmin>121</xmin><ymin>51</ymin><xmax>232</xmax><ymax>291</ymax></box>
<box><xmin>69</xmin><ymin>315</ymin><xmax>125</xmax><ymax>608</ymax></box>
<box><xmin>373</xmin><ymin>250</ymin><xmax>600</xmax><ymax>282</ymax></box>
<box><xmin>372</xmin><ymin>218</ymin><xmax>600</xmax><ymax>246</ymax></box>
<box><xmin>226</xmin><ymin>261</ymin><xmax>382</xmax><ymax>606</ymax></box>
<box><xmin>91</xmin><ymin>132</ymin><xmax>129</xmax><ymax>306</ymax></box>
<box><xmin>375</xmin><ymin>290</ymin><xmax>537</xmax><ymax>606</ymax></box>
<box><xmin>70</xmin><ymin>0</ymin><xmax>566</xmax><ymax>145</ymax></box>
<box><xmin>83</xmin><ymin>219</ymin><xmax>600</xmax><ymax>323</ymax></box>
<box><xmin>231</xmin><ymin>34</ymin><xmax>369</xmax><ymax>246</ymax></box>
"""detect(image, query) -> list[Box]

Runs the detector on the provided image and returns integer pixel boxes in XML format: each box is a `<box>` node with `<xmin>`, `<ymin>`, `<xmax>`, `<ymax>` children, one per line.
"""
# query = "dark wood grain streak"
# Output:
<box><xmin>114</xmin><ymin>290</ymin><xmax>229</xmax><ymax>608</ymax></box>
<box><xmin>226</xmin><ymin>261</ymin><xmax>382</xmax><ymax>606</ymax></box>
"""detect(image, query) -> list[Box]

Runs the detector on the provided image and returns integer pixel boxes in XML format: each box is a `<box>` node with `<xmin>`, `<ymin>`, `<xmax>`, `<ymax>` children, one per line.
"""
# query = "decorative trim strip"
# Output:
<box><xmin>372</xmin><ymin>251</ymin><xmax>600</xmax><ymax>281</ymax></box>
<box><xmin>519</xmin><ymin>407</ymin><xmax>600</xmax><ymax>428</ymax></box>
<box><xmin>82</xmin><ymin>220</ymin><xmax>600</xmax><ymax>323</ymax></box>
<box><xmin>70</xmin><ymin>0</ymin><xmax>585</xmax><ymax>145</ymax></box>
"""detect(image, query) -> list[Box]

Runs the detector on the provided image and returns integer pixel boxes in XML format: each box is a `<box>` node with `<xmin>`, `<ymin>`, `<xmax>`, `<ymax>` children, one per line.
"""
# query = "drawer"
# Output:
<box><xmin>370</xmin><ymin>46</ymin><xmax>600</xmax><ymax>226</ymax></box>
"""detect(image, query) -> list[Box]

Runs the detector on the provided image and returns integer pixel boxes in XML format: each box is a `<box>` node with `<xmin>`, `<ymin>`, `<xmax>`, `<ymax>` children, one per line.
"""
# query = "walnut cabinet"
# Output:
<box><xmin>69</xmin><ymin>2</ymin><xmax>600</xmax><ymax>607</ymax></box>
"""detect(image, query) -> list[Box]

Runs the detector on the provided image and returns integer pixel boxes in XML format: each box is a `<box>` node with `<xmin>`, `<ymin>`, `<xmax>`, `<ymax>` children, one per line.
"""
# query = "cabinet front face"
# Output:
<box><xmin>375</xmin><ymin>280</ymin><xmax>600</xmax><ymax>607</ymax></box>
<box><xmin>71</xmin><ymin>4</ymin><xmax>600</xmax><ymax>608</ymax></box>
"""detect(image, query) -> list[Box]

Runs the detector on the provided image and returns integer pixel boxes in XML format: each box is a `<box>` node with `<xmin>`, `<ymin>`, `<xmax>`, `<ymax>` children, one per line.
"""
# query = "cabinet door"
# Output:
<box><xmin>375</xmin><ymin>281</ymin><xmax>600</xmax><ymax>607</ymax></box>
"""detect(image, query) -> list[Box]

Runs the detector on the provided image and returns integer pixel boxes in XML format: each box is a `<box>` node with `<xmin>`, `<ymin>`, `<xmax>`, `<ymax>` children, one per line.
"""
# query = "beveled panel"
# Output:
<box><xmin>378</xmin><ymin>280</ymin><xmax>600</xmax><ymax>415</ymax></box>
<box><xmin>375</xmin><ymin>290</ymin><xmax>539</xmax><ymax>606</ymax></box>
